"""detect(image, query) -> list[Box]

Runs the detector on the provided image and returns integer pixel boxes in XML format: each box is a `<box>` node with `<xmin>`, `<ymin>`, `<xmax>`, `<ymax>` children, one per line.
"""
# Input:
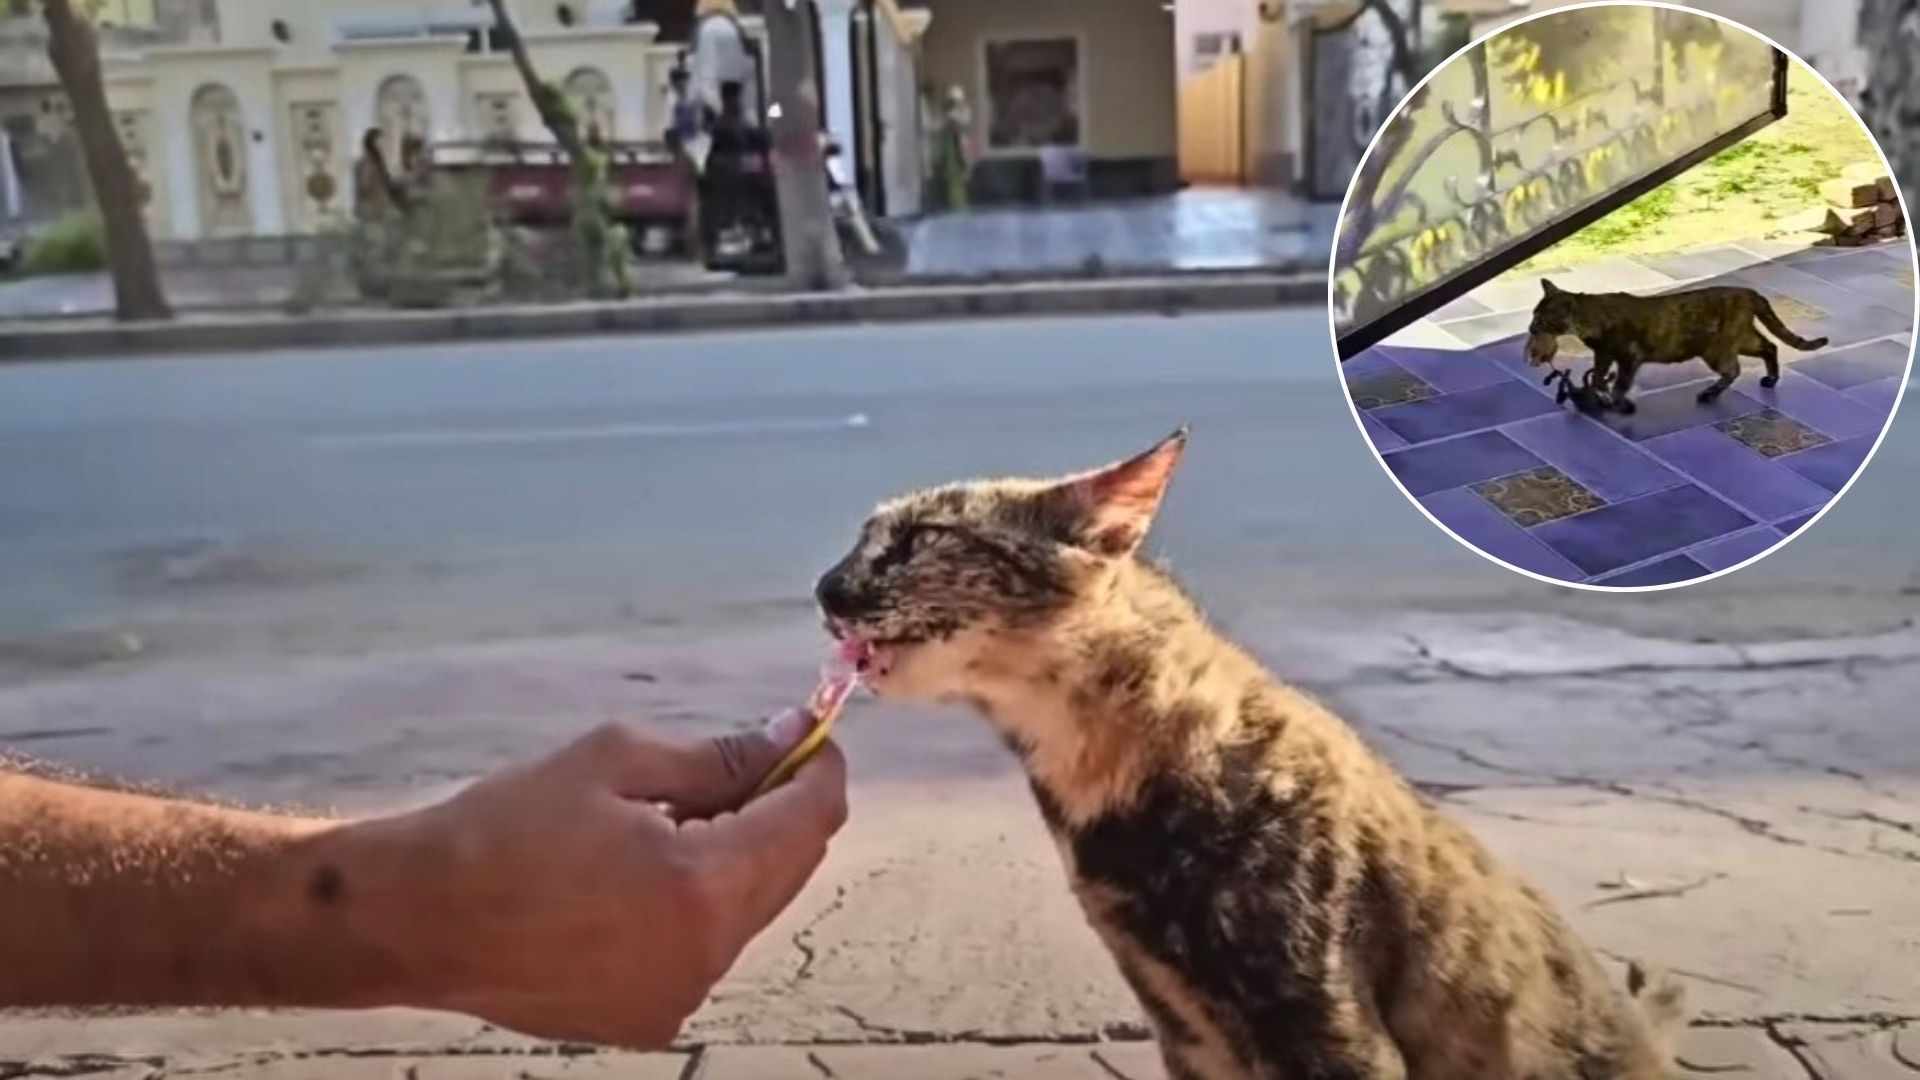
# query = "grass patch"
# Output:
<box><xmin>21</xmin><ymin>211</ymin><xmax>106</xmax><ymax>275</ymax></box>
<box><xmin>1515</xmin><ymin>63</ymin><xmax>1881</xmax><ymax>272</ymax></box>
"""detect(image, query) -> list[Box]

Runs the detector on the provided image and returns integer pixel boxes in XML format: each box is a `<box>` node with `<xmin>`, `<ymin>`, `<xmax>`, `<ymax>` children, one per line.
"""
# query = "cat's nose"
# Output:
<box><xmin>815</xmin><ymin>569</ymin><xmax>859</xmax><ymax>620</ymax></box>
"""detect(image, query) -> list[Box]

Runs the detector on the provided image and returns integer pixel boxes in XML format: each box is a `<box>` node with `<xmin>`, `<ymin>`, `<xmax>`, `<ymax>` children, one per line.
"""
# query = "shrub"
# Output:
<box><xmin>23</xmin><ymin>211</ymin><xmax>107</xmax><ymax>275</ymax></box>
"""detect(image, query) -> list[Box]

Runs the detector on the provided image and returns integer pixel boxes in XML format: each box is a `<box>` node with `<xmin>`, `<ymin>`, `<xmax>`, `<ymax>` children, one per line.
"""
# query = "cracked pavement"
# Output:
<box><xmin>1</xmin><ymin>611</ymin><xmax>1916</xmax><ymax>1077</ymax></box>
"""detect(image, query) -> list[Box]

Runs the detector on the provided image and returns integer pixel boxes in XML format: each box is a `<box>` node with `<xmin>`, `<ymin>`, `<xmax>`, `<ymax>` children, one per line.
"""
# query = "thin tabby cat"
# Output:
<box><xmin>816</xmin><ymin>431</ymin><xmax>1684</xmax><ymax>1080</ymax></box>
<box><xmin>1526</xmin><ymin>279</ymin><xmax>1828</xmax><ymax>414</ymax></box>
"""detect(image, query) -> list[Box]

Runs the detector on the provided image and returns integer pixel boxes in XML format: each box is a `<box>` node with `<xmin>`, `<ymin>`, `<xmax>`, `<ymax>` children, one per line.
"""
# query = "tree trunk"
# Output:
<box><xmin>1859</xmin><ymin>0</ymin><xmax>1919</xmax><ymax>204</ymax></box>
<box><xmin>484</xmin><ymin>0</ymin><xmax>628</xmax><ymax>298</ymax></box>
<box><xmin>41</xmin><ymin>0</ymin><xmax>171</xmax><ymax>321</ymax></box>
<box><xmin>760</xmin><ymin>0</ymin><xmax>849</xmax><ymax>291</ymax></box>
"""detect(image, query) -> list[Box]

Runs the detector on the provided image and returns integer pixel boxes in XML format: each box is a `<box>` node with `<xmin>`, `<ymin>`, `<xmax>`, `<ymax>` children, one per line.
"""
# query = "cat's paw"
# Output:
<box><xmin>1760</xmin><ymin>375</ymin><xmax>1779</xmax><ymax>388</ymax></box>
<box><xmin>1696</xmin><ymin>387</ymin><xmax>1724</xmax><ymax>403</ymax></box>
<box><xmin>1613</xmin><ymin>398</ymin><xmax>1637</xmax><ymax>415</ymax></box>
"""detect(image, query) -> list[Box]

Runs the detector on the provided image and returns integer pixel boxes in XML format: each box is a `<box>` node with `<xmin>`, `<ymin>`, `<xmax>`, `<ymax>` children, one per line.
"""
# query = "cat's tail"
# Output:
<box><xmin>1754</xmin><ymin>294</ymin><xmax>1830</xmax><ymax>351</ymax></box>
<box><xmin>1626</xmin><ymin>960</ymin><xmax>1688</xmax><ymax>1067</ymax></box>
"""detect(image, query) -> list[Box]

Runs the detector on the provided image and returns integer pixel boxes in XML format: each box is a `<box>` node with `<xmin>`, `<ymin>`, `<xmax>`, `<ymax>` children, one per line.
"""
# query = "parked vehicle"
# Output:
<box><xmin>427</xmin><ymin>140</ymin><xmax>696</xmax><ymax>257</ymax></box>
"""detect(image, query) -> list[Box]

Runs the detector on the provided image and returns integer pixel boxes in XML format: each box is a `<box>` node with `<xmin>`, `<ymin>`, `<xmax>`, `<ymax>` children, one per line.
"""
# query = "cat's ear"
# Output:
<box><xmin>1052</xmin><ymin>428</ymin><xmax>1188</xmax><ymax>558</ymax></box>
<box><xmin>1541</xmin><ymin>279</ymin><xmax>1563</xmax><ymax>297</ymax></box>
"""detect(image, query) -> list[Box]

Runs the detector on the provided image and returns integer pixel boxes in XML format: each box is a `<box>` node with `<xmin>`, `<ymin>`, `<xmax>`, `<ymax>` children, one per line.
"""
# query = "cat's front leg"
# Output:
<box><xmin>1605</xmin><ymin>355</ymin><xmax>1639</xmax><ymax>414</ymax></box>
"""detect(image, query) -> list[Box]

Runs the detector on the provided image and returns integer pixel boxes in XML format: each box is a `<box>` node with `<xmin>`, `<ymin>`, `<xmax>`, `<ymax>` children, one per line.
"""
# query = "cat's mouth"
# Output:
<box><xmin>827</xmin><ymin>622</ymin><xmax>923</xmax><ymax>679</ymax></box>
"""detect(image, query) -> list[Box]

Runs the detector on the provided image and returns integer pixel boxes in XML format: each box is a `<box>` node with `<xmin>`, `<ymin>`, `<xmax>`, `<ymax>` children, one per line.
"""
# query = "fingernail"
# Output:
<box><xmin>763</xmin><ymin>706</ymin><xmax>814</xmax><ymax>749</ymax></box>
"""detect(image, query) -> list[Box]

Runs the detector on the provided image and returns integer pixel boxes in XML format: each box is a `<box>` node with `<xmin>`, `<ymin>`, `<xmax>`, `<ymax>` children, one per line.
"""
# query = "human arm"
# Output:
<box><xmin>0</xmin><ymin>713</ymin><xmax>846</xmax><ymax>1047</ymax></box>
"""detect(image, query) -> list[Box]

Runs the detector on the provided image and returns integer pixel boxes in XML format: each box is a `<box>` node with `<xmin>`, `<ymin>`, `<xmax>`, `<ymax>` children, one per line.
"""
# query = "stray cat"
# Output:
<box><xmin>816</xmin><ymin>431</ymin><xmax>1684</xmax><ymax>1080</ymax></box>
<box><xmin>1526</xmin><ymin>279</ymin><xmax>1828</xmax><ymax>414</ymax></box>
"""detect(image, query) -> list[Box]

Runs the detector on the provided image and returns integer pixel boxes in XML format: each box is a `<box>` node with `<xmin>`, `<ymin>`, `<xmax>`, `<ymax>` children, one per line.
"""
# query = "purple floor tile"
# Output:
<box><xmin>1777</xmin><ymin>509</ymin><xmax>1819</xmax><ymax>534</ymax></box>
<box><xmin>1378</xmin><ymin>344</ymin><xmax>1517</xmax><ymax>393</ymax></box>
<box><xmin>1789</xmin><ymin>338</ymin><xmax>1913</xmax><ymax>389</ymax></box>
<box><xmin>1341</xmin><ymin>350</ymin><xmax>1407</xmax><ymax>381</ymax></box>
<box><xmin>1420</xmin><ymin>487</ymin><xmax>1584</xmax><ymax>582</ymax></box>
<box><xmin>1594</xmin><ymin>554</ymin><xmax>1710</xmax><ymax>587</ymax></box>
<box><xmin>1754</xmin><ymin>370</ymin><xmax>1889</xmax><ymax>439</ymax></box>
<box><xmin>1689</xmin><ymin>526</ymin><xmax>1788</xmax><ymax>572</ymax></box>
<box><xmin>1383</xmin><ymin>430</ymin><xmax>1544</xmax><ymax>497</ymax></box>
<box><xmin>1360</xmin><ymin>411</ymin><xmax>1408</xmax><ymax>452</ymax></box>
<box><xmin>1532</xmin><ymin>484</ymin><xmax>1757</xmax><ymax>576</ymax></box>
<box><xmin>1593</xmin><ymin>383</ymin><xmax>1763</xmax><ymax>442</ymax></box>
<box><xmin>1778</xmin><ymin>434</ymin><xmax>1876</xmax><ymax>493</ymax></box>
<box><xmin>1847</xmin><ymin>375</ymin><xmax>1905</xmax><ymax>414</ymax></box>
<box><xmin>1371</xmin><ymin>379</ymin><xmax>1558</xmax><ymax>445</ymax></box>
<box><xmin>1630</xmin><ymin>362</ymin><xmax>1722</xmax><ymax>392</ymax></box>
<box><xmin>1823</xmin><ymin>270</ymin><xmax>1913</xmax><ymax>312</ymax></box>
<box><xmin>1641</xmin><ymin>427</ymin><xmax>1832</xmax><ymax>521</ymax></box>
<box><xmin>1642</xmin><ymin>245</ymin><xmax>1764</xmax><ymax>282</ymax></box>
<box><xmin>1502</xmin><ymin>412</ymin><xmax>1680</xmax><ymax>502</ymax></box>
<box><xmin>1729</xmin><ymin>265</ymin><xmax>1911</xmax><ymax>347</ymax></box>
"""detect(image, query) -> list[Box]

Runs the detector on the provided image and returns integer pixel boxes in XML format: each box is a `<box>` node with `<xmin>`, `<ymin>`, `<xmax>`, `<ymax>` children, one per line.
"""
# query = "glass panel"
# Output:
<box><xmin>1333</xmin><ymin>6</ymin><xmax>1781</xmax><ymax>344</ymax></box>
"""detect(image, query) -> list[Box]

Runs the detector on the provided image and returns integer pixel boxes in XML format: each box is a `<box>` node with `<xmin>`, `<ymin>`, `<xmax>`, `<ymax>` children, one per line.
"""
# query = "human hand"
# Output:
<box><xmin>329</xmin><ymin>714</ymin><xmax>847</xmax><ymax>1047</ymax></box>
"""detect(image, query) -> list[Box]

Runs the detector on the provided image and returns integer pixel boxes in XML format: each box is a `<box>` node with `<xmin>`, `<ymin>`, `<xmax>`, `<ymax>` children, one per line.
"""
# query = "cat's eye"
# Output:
<box><xmin>871</xmin><ymin>524</ymin><xmax>937</xmax><ymax>574</ymax></box>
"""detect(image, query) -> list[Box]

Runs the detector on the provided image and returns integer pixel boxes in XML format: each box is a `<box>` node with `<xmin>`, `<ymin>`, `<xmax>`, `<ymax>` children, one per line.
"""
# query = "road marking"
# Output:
<box><xmin>309</xmin><ymin>414</ymin><xmax>873</xmax><ymax>450</ymax></box>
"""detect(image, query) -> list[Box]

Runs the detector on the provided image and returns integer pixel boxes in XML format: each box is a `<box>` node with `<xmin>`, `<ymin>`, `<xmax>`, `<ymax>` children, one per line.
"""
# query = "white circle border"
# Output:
<box><xmin>1323</xmin><ymin>0</ymin><xmax>1919</xmax><ymax>593</ymax></box>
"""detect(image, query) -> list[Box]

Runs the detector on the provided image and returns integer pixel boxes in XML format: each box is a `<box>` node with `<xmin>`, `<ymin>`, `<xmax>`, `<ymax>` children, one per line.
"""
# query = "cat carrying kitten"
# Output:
<box><xmin>1526</xmin><ymin>279</ymin><xmax>1828</xmax><ymax>414</ymax></box>
<box><xmin>816</xmin><ymin>431</ymin><xmax>1683</xmax><ymax>1080</ymax></box>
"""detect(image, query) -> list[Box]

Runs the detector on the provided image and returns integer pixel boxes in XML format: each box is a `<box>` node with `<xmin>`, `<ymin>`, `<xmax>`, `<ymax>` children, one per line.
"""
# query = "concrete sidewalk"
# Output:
<box><xmin>1</xmin><ymin>611</ymin><xmax>1916</xmax><ymax>1077</ymax></box>
<box><xmin>0</xmin><ymin>272</ymin><xmax>1323</xmax><ymax>362</ymax></box>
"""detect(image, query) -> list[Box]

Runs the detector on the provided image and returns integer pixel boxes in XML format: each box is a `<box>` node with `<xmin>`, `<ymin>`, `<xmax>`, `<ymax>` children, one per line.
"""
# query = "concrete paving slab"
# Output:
<box><xmin>1675</xmin><ymin>1028</ymin><xmax>1809</xmax><ymax>1078</ymax></box>
<box><xmin>699</xmin><ymin>1043</ymin><xmax>1150</xmax><ymax>1079</ymax></box>
<box><xmin>1778</xmin><ymin>1025</ymin><xmax>1920</xmax><ymax>1078</ymax></box>
<box><xmin>417</xmin><ymin>1052</ymin><xmax>690</xmax><ymax>1078</ymax></box>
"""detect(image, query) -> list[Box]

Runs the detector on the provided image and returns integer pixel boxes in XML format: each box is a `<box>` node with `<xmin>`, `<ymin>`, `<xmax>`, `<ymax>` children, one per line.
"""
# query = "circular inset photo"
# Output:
<box><xmin>1329</xmin><ymin>1</ymin><xmax>1915</xmax><ymax>590</ymax></box>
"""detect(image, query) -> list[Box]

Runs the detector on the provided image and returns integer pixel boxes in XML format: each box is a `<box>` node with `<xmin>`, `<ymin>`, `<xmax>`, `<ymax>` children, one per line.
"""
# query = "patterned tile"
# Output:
<box><xmin>1377</xmin><ymin>344</ymin><xmax>1516</xmax><ymax>393</ymax></box>
<box><xmin>1471</xmin><ymin>467</ymin><xmax>1605</xmax><ymax>527</ymax></box>
<box><xmin>1502</xmin><ymin>413</ymin><xmax>1682</xmax><ymax>502</ymax></box>
<box><xmin>1755</xmin><ymin>370</ymin><xmax>1889</xmax><ymax>439</ymax></box>
<box><xmin>1689</xmin><ymin>526</ymin><xmax>1787</xmax><ymax>573</ymax></box>
<box><xmin>1595</xmin><ymin>554</ymin><xmax>1710</xmax><ymax>587</ymax></box>
<box><xmin>1779</xmin><ymin>434</ymin><xmax>1876</xmax><ymax>493</ymax></box>
<box><xmin>1643</xmin><ymin>426</ymin><xmax>1831</xmax><ymax>521</ymax></box>
<box><xmin>1715</xmin><ymin>409</ymin><xmax>1832</xmax><ymax>458</ymax></box>
<box><xmin>1371</xmin><ymin>380</ymin><xmax>1560</xmax><ymax>445</ymax></box>
<box><xmin>1593</xmin><ymin>384</ymin><xmax>1764</xmax><ymax>442</ymax></box>
<box><xmin>1383</xmin><ymin>431</ymin><xmax>1544</xmax><ymax>497</ymax></box>
<box><xmin>1348</xmin><ymin>369</ymin><xmax>1437</xmax><ymax>410</ymax></box>
<box><xmin>1789</xmin><ymin>338</ymin><xmax>1913</xmax><ymax>389</ymax></box>
<box><xmin>1764</xmin><ymin>293</ymin><xmax>1828</xmax><ymax>325</ymax></box>
<box><xmin>1532</xmin><ymin>484</ymin><xmax>1757</xmax><ymax>576</ymax></box>
<box><xmin>1420</xmin><ymin>487</ymin><xmax>1584</xmax><ymax>581</ymax></box>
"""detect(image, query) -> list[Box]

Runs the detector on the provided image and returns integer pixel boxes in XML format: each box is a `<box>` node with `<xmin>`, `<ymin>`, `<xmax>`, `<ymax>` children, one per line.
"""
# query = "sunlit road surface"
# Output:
<box><xmin>0</xmin><ymin>310</ymin><xmax>1914</xmax><ymax>672</ymax></box>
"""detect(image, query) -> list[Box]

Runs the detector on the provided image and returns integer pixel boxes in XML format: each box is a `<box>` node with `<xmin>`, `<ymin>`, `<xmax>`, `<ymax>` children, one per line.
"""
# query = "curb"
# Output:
<box><xmin>0</xmin><ymin>272</ymin><xmax>1326</xmax><ymax>362</ymax></box>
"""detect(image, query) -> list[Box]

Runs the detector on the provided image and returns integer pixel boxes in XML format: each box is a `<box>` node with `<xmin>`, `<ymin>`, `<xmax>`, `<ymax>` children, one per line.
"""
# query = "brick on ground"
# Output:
<box><xmin>1777</xmin><ymin>1024</ymin><xmax>1920</xmax><ymax>1078</ymax></box>
<box><xmin>1823</xmin><ymin>177</ymin><xmax>1884</xmax><ymax>209</ymax></box>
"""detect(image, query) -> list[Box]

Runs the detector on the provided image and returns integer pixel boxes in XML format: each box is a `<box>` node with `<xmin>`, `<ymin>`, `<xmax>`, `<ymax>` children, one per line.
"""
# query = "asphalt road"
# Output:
<box><xmin>0</xmin><ymin>309</ymin><xmax>1915</xmax><ymax>677</ymax></box>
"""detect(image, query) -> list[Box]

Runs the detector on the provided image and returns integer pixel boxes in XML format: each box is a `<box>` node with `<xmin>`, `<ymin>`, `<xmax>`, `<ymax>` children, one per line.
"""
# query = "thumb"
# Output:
<box><xmin>651</xmin><ymin>707</ymin><xmax>817</xmax><ymax>818</ymax></box>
